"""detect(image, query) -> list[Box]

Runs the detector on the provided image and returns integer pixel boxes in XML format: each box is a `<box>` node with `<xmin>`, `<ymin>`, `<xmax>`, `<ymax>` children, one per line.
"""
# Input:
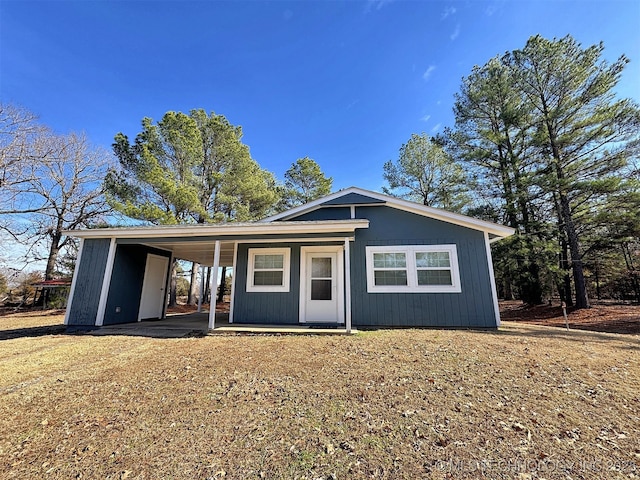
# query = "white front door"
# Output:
<box><xmin>300</xmin><ymin>247</ymin><xmax>344</xmax><ymax>323</ymax></box>
<box><xmin>138</xmin><ymin>254</ymin><xmax>169</xmax><ymax>320</ymax></box>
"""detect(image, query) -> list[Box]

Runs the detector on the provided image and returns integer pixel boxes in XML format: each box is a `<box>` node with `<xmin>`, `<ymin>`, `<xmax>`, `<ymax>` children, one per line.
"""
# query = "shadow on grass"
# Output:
<box><xmin>0</xmin><ymin>324</ymin><xmax>205</xmax><ymax>340</ymax></box>
<box><xmin>490</xmin><ymin>322</ymin><xmax>640</xmax><ymax>347</ymax></box>
<box><xmin>0</xmin><ymin>324</ymin><xmax>67</xmax><ymax>341</ymax></box>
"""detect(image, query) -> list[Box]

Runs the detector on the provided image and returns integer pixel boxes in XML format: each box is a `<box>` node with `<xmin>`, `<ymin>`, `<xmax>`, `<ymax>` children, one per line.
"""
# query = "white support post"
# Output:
<box><xmin>208</xmin><ymin>240</ymin><xmax>221</xmax><ymax>330</ymax></box>
<box><xmin>484</xmin><ymin>232</ymin><xmax>501</xmax><ymax>327</ymax></box>
<box><xmin>344</xmin><ymin>238</ymin><xmax>352</xmax><ymax>334</ymax></box>
<box><xmin>96</xmin><ymin>238</ymin><xmax>117</xmax><ymax>327</ymax></box>
<box><xmin>64</xmin><ymin>238</ymin><xmax>85</xmax><ymax>325</ymax></box>
<box><xmin>197</xmin><ymin>265</ymin><xmax>204</xmax><ymax>313</ymax></box>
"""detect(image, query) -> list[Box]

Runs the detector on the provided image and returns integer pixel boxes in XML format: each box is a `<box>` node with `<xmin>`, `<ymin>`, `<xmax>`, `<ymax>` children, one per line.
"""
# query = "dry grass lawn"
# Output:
<box><xmin>0</xmin><ymin>312</ymin><xmax>638</xmax><ymax>479</ymax></box>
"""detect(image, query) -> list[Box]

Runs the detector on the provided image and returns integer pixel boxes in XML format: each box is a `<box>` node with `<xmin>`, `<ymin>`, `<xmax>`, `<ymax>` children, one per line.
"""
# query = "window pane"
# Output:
<box><xmin>311</xmin><ymin>257</ymin><xmax>331</xmax><ymax>278</ymax></box>
<box><xmin>311</xmin><ymin>279</ymin><xmax>332</xmax><ymax>300</ymax></box>
<box><xmin>254</xmin><ymin>254</ymin><xmax>283</xmax><ymax>269</ymax></box>
<box><xmin>416</xmin><ymin>251</ymin><xmax>450</xmax><ymax>268</ymax></box>
<box><xmin>417</xmin><ymin>270</ymin><xmax>452</xmax><ymax>285</ymax></box>
<box><xmin>374</xmin><ymin>270</ymin><xmax>408</xmax><ymax>286</ymax></box>
<box><xmin>373</xmin><ymin>252</ymin><xmax>406</xmax><ymax>268</ymax></box>
<box><xmin>254</xmin><ymin>270</ymin><xmax>284</xmax><ymax>286</ymax></box>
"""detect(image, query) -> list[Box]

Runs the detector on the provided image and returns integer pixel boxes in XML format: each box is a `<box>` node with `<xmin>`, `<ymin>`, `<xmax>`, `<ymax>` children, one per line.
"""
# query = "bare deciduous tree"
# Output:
<box><xmin>1</xmin><ymin>103</ymin><xmax>114</xmax><ymax>279</ymax></box>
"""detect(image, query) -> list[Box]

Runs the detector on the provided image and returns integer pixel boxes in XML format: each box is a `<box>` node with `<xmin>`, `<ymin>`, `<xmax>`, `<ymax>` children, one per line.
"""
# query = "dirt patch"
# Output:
<box><xmin>500</xmin><ymin>301</ymin><xmax>640</xmax><ymax>335</ymax></box>
<box><xmin>0</xmin><ymin>311</ymin><xmax>638</xmax><ymax>479</ymax></box>
<box><xmin>166</xmin><ymin>302</ymin><xmax>230</xmax><ymax>315</ymax></box>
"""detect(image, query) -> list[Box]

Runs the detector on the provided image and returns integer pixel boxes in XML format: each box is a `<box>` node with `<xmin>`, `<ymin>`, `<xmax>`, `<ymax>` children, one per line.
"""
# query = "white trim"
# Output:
<box><xmin>262</xmin><ymin>187</ymin><xmax>514</xmax><ymax>238</ymax></box>
<box><xmin>95</xmin><ymin>238</ymin><xmax>117</xmax><ymax>326</ymax></box>
<box><xmin>246</xmin><ymin>247</ymin><xmax>291</xmax><ymax>293</ymax></box>
<box><xmin>344</xmin><ymin>238</ymin><xmax>352</xmax><ymax>333</ymax></box>
<box><xmin>484</xmin><ymin>231</ymin><xmax>501</xmax><ymax>327</ymax></box>
<box><xmin>64</xmin><ymin>238</ymin><xmax>85</xmax><ymax>326</ymax></box>
<box><xmin>228</xmin><ymin>242</ymin><xmax>238</xmax><ymax>323</ymax></box>
<box><xmin>350</xmin><ymin>205</ymin><xmax>355</xmax><ymax>219</ymax></box>
<box><xmin>365</xmin><ymin>244</ymin><xmax>462</xmax><ymax>293</ymax></box>
<box><xmin>299</xmin><ymin>246</ymin><xmax>345</xmax><ymax>324</ymax></box>
<box><xmin>235</xmin><ymin>237</ymin><xmax>354</xmax><ymax>244</ymax></box>
<box><xmin>63</xmin><ymin>219</ymin><xmax>369</xmax><ymax>239</ymax></box>
<box><xmin>208</xmin><ymin>240</ymin><xmax>221</xmax><ymax>330</ymax></box>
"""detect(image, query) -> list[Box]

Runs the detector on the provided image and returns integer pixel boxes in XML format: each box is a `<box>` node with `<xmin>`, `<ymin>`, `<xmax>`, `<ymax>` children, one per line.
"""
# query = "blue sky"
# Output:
<box><xmin>2</xmin><ymin>0</ymin><xmax>639</xmax><ymax>192</ymax></box>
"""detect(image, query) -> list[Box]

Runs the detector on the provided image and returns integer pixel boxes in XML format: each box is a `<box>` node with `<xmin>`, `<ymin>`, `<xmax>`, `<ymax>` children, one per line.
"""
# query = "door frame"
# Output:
<box><xmin>138</xmin><ymin>253</ymin><xmax>169</xmax><ymax>321</ymax></box>
<box><xmin>299</xmin><ymin>246</ymin><xmax>345</xmax><ymax>324</ymax></box>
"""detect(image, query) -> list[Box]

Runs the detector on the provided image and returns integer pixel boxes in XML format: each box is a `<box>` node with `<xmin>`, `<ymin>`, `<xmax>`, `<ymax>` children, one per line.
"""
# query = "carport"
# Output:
<box><xmin>63</xmin><ymin>220</ymin><xmax>368</xmax><ymax>331</ymax></box>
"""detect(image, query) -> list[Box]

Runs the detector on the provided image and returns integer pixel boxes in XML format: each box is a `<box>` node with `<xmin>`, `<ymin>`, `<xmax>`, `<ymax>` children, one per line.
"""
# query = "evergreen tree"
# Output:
<box><xmin>449</xmin><ymin>35</ymin><xmax>640</xmax><ymax>308</ymax></box>
<box><xmin>383</xmin><ymin>133</ymin><xmax>468</xmax><ymax>212</ymax></box>
<box><xmin>280</xmin><ymin>157</ymin><xmax>332</xmax><ymax>209</ymax></box>
<box><xmin>450</xmin><ymin>57</ymin><xmax>548</xmax><ymax>304</ymax></box>
<box><xmin>509</xmin><ymin>35</ymin><xmax>640</xmax><ymax>308</ymax></box>
<box><xmin>106</xmin><ymin>110</ymin><xmax>279</xmax><ymax>305</ymax></box>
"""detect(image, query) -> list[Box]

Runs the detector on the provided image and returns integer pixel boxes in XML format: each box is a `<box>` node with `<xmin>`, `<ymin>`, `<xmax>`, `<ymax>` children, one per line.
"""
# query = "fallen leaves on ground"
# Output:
<box><xmin>0</xmin><ymin>312</ymin><xmax>638</xmax><ymax>479</ymax></box>
<box><xmin>500</xmin><ymin>301</ymin><xmax>640</xmax><ymax>335</ymax></box>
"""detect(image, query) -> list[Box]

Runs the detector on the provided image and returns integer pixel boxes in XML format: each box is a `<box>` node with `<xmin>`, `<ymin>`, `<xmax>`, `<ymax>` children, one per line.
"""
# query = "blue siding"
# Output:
<box><xmin>233</xmin><ymin>243</ymin><xmax>301</xmax><ymax>324</ymax></box>
<box><xmin>103</xmin><ymin>245</ymin><xmax>171</xmax><ymax>325</ymax></box>
<box><xmin>322</xmin><ymin>192</ymin><xmax>385</xmax><ymax>205</ymax></box>
<box><xmin>233</xmin><ymin>241</ymin><xmax>343</xmax><ymax>325</ymax></box>
<box><xmin>289</xmin><ymin>207</ymin><xmax>351</xmax><ymax>221</ymax></box>
<box><xmin>350</xmin><ymin>206</ymin><xmax>497</xmax><ymax>328</ymax></box>
<box><xmin>67</xmin><ymin>238</ymin><xmax>111</xmax><ymax>326</ymax></box>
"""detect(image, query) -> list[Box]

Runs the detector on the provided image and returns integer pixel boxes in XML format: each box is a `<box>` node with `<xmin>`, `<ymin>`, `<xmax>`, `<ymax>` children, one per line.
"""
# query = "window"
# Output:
<box><xmin>246</xmin><ymin>248</ymin><xmax>290</xmax><ymax>292</ymax></box>
<box><xmin>365</xmin><ymin>245</ymin><xmax>461</xmax><ymax>293</ymax></box>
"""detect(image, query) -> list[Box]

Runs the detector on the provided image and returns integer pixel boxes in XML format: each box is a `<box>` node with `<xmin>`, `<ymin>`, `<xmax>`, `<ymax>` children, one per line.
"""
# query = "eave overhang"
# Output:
<box><xmin>63</xmin><ymin>219</ymin><xmax>370</xmax><ymax>239</ymax></box>
<box><xmin>262</xmin><ymin>187</ymin><xmax>515</xmax><ymax>240</ymax></box>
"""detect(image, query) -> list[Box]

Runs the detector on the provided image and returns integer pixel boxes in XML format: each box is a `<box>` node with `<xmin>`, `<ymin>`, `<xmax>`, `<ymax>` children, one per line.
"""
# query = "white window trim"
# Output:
<box><xmin>365</xmin><ymin>244</ymin><xmax>462</xmax><ymax>293</ymax></box>
<box><xmin>246</xmin><ymin>247</ymin><xmax>291</xmax><ymax>293</ymax></box>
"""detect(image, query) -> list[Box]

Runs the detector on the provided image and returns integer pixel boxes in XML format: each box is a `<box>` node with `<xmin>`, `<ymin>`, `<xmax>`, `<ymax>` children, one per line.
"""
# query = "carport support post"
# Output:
<box><xmin>208</xmin><ymin>240</ymin><xmax>221</xmax><ymax>330</ymax></box>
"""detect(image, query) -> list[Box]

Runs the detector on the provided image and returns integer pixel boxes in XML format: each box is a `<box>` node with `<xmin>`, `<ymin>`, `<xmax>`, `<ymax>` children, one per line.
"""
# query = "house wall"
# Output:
<box><xmin>233</xmin><ymin>241</ymin><xmax>342</xmax><ymax>325</ymax></box>
<box><xmin>290</xmin><ymin>205</ymin><xmax>498</xmax><ymax>328</ymax></box>
<box><xmin>102</xmin><ymin>244</ymin><xmax>171</xmax><ymax>325</ymax></box>
<box><xmin>66</xmin><ymin>238</ymin><xmax>112</xmax><ymax>326</ymax></box>
<box><xmin>291</xmin><ymin>207</ymin><xmax>351</xmax><ymax>221</ymax></box>
<box><xmin>233</xmin><ymin>242</ymin><xmax>300</xmax><ymax>325</ymax></box>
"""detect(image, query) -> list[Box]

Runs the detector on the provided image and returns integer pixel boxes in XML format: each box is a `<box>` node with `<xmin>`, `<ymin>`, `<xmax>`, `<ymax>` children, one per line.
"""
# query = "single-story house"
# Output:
<box><xmin>63</xmin><ymin>187</ymin><xmax>514</xmax><ymax>332</ymax></box>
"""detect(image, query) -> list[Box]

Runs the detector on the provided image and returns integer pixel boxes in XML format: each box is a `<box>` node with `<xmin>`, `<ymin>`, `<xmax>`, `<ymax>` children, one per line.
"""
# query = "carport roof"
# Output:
<box><xmin>63</xmin><ymin>219</ymin><xmax>369</xmax><ymax>265</ymax></box>
<box><xmin>64</xmin><ymin>219</ymin><xmax>369</xmax><ymax>239</ymax></box>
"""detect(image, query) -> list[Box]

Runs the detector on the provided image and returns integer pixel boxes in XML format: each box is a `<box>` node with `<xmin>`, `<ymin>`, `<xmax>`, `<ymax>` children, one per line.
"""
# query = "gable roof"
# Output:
<box><xmin>262</xmin><ymin>187</ymin><xmax>515</xmax><ymax>241</ymax></box>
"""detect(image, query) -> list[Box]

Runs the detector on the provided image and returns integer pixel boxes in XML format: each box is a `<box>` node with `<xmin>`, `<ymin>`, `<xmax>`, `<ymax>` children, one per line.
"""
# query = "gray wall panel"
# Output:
<box><xmin>350</xmin><ymin>206</ymin><xmax>497</xmax><ymax>328</ymax></box>
<box><xmin>233</xmin><ymin>243</ymin><xmax>301</xmax><ymax>325</ymax></box>
<box><xmin>66</xmin><ymin>238</ymin><xmax>111</xmax><ymax>326</ymax></box>
<box><xmin>290</xmin><ymin>207</ymin><xmax>351</xmax><ymax>221</ymax></box>
<box><xmin>102</xmin><ymin>245</ymin><xmax>171</xmax><ymax>325</ymax></box>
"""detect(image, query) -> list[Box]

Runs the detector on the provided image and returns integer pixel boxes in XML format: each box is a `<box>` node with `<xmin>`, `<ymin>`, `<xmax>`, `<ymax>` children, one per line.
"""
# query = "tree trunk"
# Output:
<box><xmin>503</xmin><ymin>278</ymin><xmax>513</xmax><ymax>301</ymax></box>
<box><xmin>45</xmin><ymin>234</ymin><xmax>62</xmax><ymax>280</ymax></box>
<box><xmin>622</xmin><ymin>243</ymin><xmax>640</xmax><ymax>303</ymax></box>
<box><xmin>204</xmin><ymin>267</ymin><xmax>211</xmax><ymax>304</ymax></box>
<box><xmin>169</xmin><ymin>260</ymin><xmax>177</xmax><ymax>307</ymax></box>
<box><xmin>559</xmin><ymin>237</ymin><xmax>574</xmax><ymax>307</ymax></box>
<box><xmin>217</xmin><ymin>266</ymin><xmax>227</xmax><ymax>303</ymax></box>
<box><xmin>559</xmin><ymin>193</ymin><xmax>589</xmax><ymax>308</ymax></box>
<box><xmin>187</xmin><ymin>262</ymin><xmax>199</xmax><ymax>305</ymax></box>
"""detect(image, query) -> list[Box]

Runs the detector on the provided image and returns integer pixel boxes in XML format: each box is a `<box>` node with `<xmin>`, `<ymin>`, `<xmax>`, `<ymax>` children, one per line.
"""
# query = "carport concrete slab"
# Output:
<box><xmin>83</xmin><ymin>311</ymin><xmax>356</xmax><ymax>337</ymax></box>
<box><xmin>84</xmin><ymin>312</ymin><xmax>210</xmax><ymax>338</ymax></box>
<box><xmin>209</xmin><ymin>325</ymin><xmax>356</xmax><ymax>335</ymax></box>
